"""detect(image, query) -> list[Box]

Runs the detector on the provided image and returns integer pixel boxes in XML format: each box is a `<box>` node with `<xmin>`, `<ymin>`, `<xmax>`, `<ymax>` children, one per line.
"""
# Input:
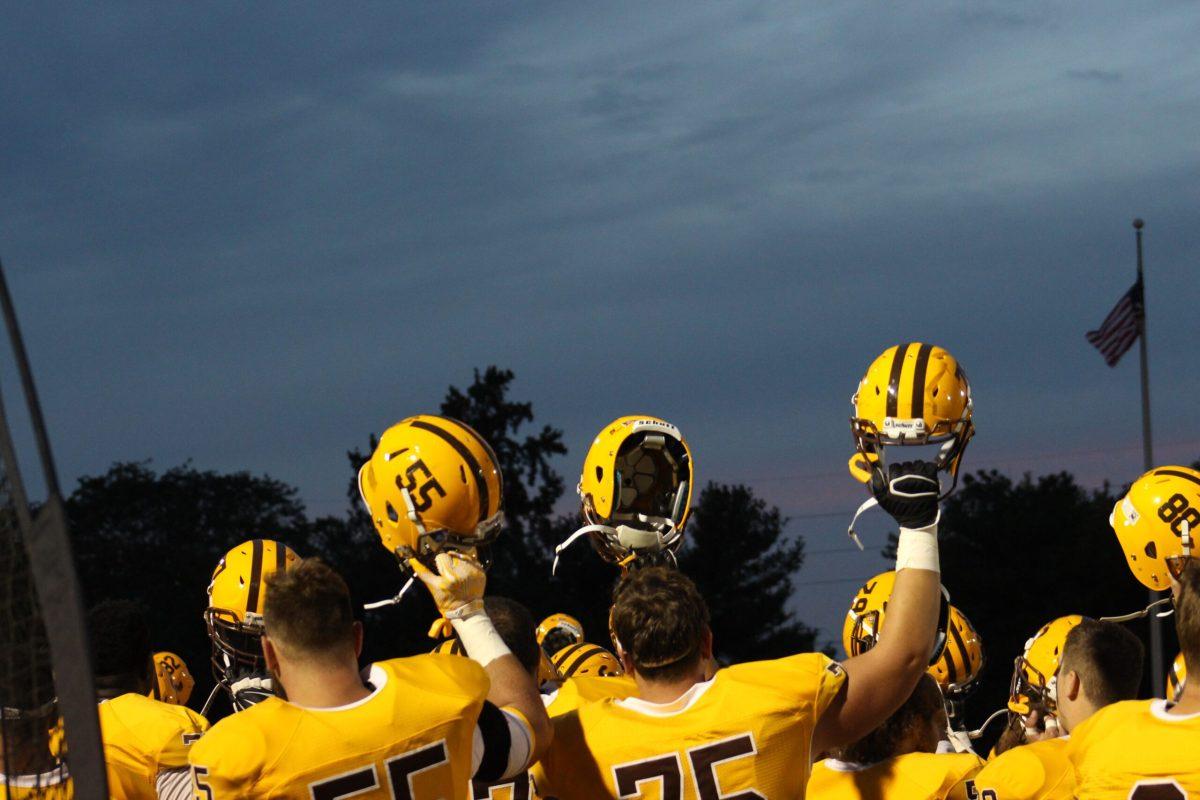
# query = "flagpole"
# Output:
<box><xmin>1135</xmin><ymin>217</ymin><xmax>1164</xmax><ymax>698</ymax></box>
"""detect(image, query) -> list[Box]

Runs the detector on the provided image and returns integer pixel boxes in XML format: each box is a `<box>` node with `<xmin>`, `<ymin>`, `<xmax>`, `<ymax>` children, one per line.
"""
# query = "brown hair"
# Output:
<box><xmin>1175</xmin><ymin>559</ymin><xmax>1200</xmax><ymax>671</ymax></box>
<box><xmin>484</xmin><ymin>596</ymin><xmax>540</xmax><ymax>678</ymax></box>
<box><xmin>1061</xmin><ymin>618</ymin><xmax>1143</xmax><ymax>708</ymax></box>
<box><xmin>610</xmin><ymin>566</ymin><xmax>709</xmax><ymax>682</ymax></box>
<box><xmin>263</xmin><ymin>558</ymin><xmax>356</xmax><ymax>658</ymax></box>
<box><xmin>841</xmin><ymin>673</ymin><xmax>945</xmax><ymax>764</ymax></box>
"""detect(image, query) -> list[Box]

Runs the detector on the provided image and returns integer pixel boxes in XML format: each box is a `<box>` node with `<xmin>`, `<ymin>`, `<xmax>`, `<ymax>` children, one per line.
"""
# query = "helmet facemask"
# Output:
<box><xmin>849</xmin><ymin>415</ymin><xmax>974</xmax><ymax>502</ymax></box>
<box><xmin>1008</xmin><ymin>654</ymin><xmax>1055</xmax><ymax>716</ymax></box>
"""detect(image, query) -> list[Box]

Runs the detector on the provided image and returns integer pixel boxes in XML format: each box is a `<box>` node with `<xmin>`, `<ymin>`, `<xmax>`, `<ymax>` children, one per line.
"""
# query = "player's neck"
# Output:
<box><xmin>633</xmin><ymin>667</ymin><xmax>708</xmax><ymax>704</ymax></box>
<box><xmin>1169</xmin><ymin>683</ymin><xmax>1200</xmax><ymax>716</ymax></box>
<box><xmin>278</xmin><ymin>659</ymin><xmax>371</xmax><ymax>709</ymax></box>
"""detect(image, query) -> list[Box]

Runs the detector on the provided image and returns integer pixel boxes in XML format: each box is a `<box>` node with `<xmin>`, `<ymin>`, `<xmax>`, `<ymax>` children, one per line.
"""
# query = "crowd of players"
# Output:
<box><xmin>4</xmin><ymin>342</ymin><xmax>1198</xmax><ymax>798</ymax></box>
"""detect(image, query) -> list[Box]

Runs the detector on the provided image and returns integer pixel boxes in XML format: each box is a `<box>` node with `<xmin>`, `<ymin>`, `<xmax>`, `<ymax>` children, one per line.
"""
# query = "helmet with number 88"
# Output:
<box><xmin>841</xmin><ymin>570</ymin><xmax>950</xmax><ymax>666</ymax></box>
<box><xmin>568</xmin><ymin>415</ymin><xmax>693</xmax><ymax>569</ymax></box>
<box><xmin>1110</xmin><ymin>466</ymin><xmax>1200</xmax><ymax>591</ymax></box>
<box><xmin>849</xmin><ymin>343</ymin><xmax>974</xmax><ymax>497</ymax></box>
<box><xmin>1008</xmin><ymin>614</ymin><xmax>1084</xmax><ymax>715</ymax></box>
<box><xmin>358</xmin><ymin>415</ymin><xmax>505</xmax><ymax>566</ymax></box>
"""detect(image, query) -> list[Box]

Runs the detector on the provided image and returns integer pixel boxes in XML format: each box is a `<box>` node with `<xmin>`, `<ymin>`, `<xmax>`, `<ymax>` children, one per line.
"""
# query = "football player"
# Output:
<box><xmin>968</xmin><ymin>619</ymin><xmax>1143</xmax><ymax>800</ymax></box>
<box><xmin>994</xmin><ymin>615</ymin><xmax>1085</xmax><ymax>755</ymax></box>
<box><xmin>0</xmin><ymin>657</ymin><xmax>69</xmax><ymax>796</ymax></box>
<box><xmin>1066</xmin><ymin>466</ymin><xmax>1200</xmax><ymax>796</ymax></box>
<box><xmin>90</xmin><ymin>600</ymin><xmax>208</xmax><ymax>799</ymax></box>
<box><xmin>189</xmin><ymin>557</ymin><xmax>551</xmax><ymax>797</ymax></box>
<box><xmin>201</xmin><ymin>538</ymin><xmax>299</xmax><ymax>715</ymax></box>
<box><xmin>807</xmin><ymin>673</ymin><xmax>982</xmax><ymax>798</ymax></box>
<box><xmin>534</xmin><ymin>459</ymin><xmax>943</xmax><ymax>799</ymax></box>
<box><xmin>554</xmin><ymin>416</ymin><xmax>692</xmax><ymax>572</ymax></box>
<box><xmin>149</xmin><ymin>652</ymin><xmax>194</xmax><ymax>707</ymax></box>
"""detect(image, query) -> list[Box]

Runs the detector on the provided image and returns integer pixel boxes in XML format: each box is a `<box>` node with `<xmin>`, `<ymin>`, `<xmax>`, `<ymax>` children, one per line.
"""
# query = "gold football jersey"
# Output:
<box><xmin>1067</xmin><ymin>699</ymin><xmax>1200</xmax><ymax>798</ymax></box>
<box><xmin>534</xmin><ymin>653</ymin><xmax>846</xmax><ymax>799</ymax></box>
<box><xmin>546</xmin><ymin>674</ymin><xmax>638</xmax><ymax>717</ymax></box>
<box><xmin>99</xmin><ymin>692</ymin><xmax>208</xmax><ymax>798</ymax></box>
<box><xmin>807</xmin><ymin>752</ymin><xmax>983</xmax><ymax>800</ymax></box>
<box><xmin>965</xmin><ymin>736</ymin><xmax>1072</xmax><ymax>800</ymax></box>
<box><xmin>189</xmin><ymin>655</ymin><xmax>490</xmax><ymax>798</ymax></box>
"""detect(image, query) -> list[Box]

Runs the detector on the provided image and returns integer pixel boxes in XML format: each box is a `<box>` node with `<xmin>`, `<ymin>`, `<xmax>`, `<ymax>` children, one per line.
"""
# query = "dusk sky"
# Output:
<box><xmin>2</xmin><ymin>3</ymin><xmax>1198</xmax><ymax>645</ymax></box>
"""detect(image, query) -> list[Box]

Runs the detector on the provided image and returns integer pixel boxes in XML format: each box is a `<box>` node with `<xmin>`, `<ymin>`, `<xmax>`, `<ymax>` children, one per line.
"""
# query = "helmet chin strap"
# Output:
<box><xmin>363</xmin><ymin>575</ymin><xmax>416</xmax><ymax>611</ymax></box>
<box><xmin>552</xmin><ymin>516</ymin><xmax>681</xmax><ymax>575</ymax></box>
<box><xmin>1100</xmin><ymin>595</ymin><xmax>1174</xmax><ymax>623</ymax></box>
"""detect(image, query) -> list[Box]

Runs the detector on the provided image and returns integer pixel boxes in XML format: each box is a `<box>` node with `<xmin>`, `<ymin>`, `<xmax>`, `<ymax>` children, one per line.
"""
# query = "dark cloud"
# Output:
<box><xmin>2</xmin><ymin>2</ymin><xmax>1199</xmax><ymax>643</ymax></box>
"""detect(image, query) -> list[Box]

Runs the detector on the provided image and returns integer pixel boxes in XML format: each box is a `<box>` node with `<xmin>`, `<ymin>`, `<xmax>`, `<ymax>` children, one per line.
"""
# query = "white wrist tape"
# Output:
<box><xmin>451</xmin><ymin>611</ymin><xmax>513</xmax><ymax>668</ymax></box>
<box><xmin>895</xmin><ymin>514</ymin><xmax>940</xmax><ymax>573</ymax></box>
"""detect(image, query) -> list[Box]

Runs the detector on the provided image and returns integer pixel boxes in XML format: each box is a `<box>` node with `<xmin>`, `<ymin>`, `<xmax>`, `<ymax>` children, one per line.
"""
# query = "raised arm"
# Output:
<box><xmin>411</xmin><ymin>553</ymin><xmax>553</xmax><ymax>768</ymax></box>
<box><xmin>813</xmin><ymin>461</ymin><xmax>942</xmax><ymax>754</ymax></box>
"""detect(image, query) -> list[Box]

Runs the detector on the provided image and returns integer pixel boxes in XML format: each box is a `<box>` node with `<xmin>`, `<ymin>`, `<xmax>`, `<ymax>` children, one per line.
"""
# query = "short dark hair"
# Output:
<box><xmin>89</xmin><ymin>599</ymin><xmax>151</xmax><ymax>679</ymax></box>
<box><xmin>484</xmin><ymin>596</ymin><xmax>540</xmax><ymax>678</ymax></box>
<box><xmin>263</xmin><ymin>558</ymin><xmax>356</xmax><ymax>657</ymax></box>
<box><xmin>1061</xmin><ymin>618</ymin><xmax>1143</xmax><ymax>707</ymax></box>
<box><xmin>1176</xmin><ymin>559</ymin><xmax>1200</xmax><ymax>670</ymax></box>
<box><xmin>611</xmin><ymin>566</ymin><xmax>709</xmax><ymax>682</ymax></box>
<box><xmin>842</xmin><ymin>673</ymin><xmax>944</xmax><ymax>764</ymax></box>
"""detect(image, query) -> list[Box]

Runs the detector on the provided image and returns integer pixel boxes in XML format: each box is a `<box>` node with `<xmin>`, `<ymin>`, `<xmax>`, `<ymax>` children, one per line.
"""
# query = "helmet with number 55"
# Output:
<box><xmin>1110</xmin><ymin>465</ymin><xmax>1200</xmax><ymax>591</ymax></box>
<box><xmin>358</xmin><ymin>415</ymin><xmax>505</xmax><ymax>567</ymax></box>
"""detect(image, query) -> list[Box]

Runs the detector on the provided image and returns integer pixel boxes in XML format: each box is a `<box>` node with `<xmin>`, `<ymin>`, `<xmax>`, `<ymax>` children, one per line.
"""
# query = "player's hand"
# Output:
<box><xmin>871</xmin><ymin>460</ymin><xmax>939</xmax><ymax>529</ymax></box>
<box><xmin>1022</xmin><ymin>709</ymin><xmax>1062</xmax><ymax>742</ymax></box>
<box><xmin>410</xmin><ymin>551</ymin><xmax>486</xmax><ymax>619</ymax></box>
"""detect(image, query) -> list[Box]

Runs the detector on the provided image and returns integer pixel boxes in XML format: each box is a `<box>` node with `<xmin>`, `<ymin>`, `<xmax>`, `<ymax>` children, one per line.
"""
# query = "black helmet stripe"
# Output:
<box><xmin>410</xmin><ymin>418</ymin><xmax>488</xmax><ymax>524</ymax></box>
<box><xmin>246</xmin><ymin>539</ymin><xmax>265</xmax><ymax>614</ymax></box>
<box><xmin>886</xmin><ymin>343</ymin><xmax>911</xmax><ymax>418</ymax></box>
<box><xmin>910</xmin><ymin>343</ymin><xmax>934</xmax><ymax>420</ymax></box>
<box><xmin>275</xmin><ymin>540</ymin><xmax>286</xmax><ymax>573</ymax></box>
<box><xmin>451</xmin><ymin>419</ymin><xmax>503</xmax><ymax>514</ymax></box>
<box><xmin>946</xmin><ymin>620</ymin><xmax>969</xmax><ymax>685</ymax></box>
<box><xmin>1154</xmin><ymin>468</ymin><xmax>1200</xmax><ymax>488</ymax></box>
<box><xmin>552</xmin><ymin>642</ymin><xmax>588</xmax><ymax>669</ymax></box>
<box><xmin>562</xmin><ymin>645</ymin><xmax>607</xmax><ymax>678</ymax></box>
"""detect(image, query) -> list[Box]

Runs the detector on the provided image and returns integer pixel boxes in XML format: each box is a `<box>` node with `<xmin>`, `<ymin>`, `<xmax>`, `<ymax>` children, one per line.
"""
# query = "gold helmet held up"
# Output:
<box><xmin>1110</xmin><ymin>466</ymin><xmax>1199</xmax><ymax>592</ymax></box>
<box><xmin>1008</xmin><ymin>614</ymin><xmax>1085</xmax><ymax>716</ymax></box>
<box><xmin>536</xmin><ymin>613</ymin><xmax>585</xmax><ymax>657</ymax></box>
<box><xmin>205</xmin><ymin>539</ymin><xmax>299</xmax><ymax>684</ymax></box>
<box><xmin>557</xmin><ymin>416</ymin><xmax>692</xmax><ymax>571</ymax></box>
<box><xmin>842</xmin><ymin>570</ymin><xmax>950</xmax><ymax>665</ymax></box>
<box><xmin>928</xmin><ymin>606</ymin><xmax>984</xmax><ymax>696</ymax></box>
<box><xmin>149</xmin><ymin>652</ymin><xmax>194</xmax><ymax>707</ymax></box>
<box><xmin>359</xmin><ymin>415</ymin><xmax>504</xmax><ymax>569</ymax></box>
<box><xmin>552</xmin><ymin>642</ymin><xmax>624</xmax><ymax>678</ymax></box>
<box><xmin>850</xmin><ymin>343</ymin><xmax>974</xmax><ymax>497</ymax></box>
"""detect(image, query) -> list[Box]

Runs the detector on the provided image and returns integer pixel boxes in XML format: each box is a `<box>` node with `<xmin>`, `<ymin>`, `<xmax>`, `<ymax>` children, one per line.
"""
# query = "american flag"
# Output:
<box><xmin>1086</xmin><ymin>280</ymin><xmax>1144</xmax><ymax>367</ymax></box>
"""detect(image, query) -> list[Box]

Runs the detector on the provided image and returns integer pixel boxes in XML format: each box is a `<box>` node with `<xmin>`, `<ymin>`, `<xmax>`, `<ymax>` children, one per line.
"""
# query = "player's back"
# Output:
<box><xmin>965</xmin><ymin>736</ymin><xmax>1073</xmax><ymax>800</ymax></box>
<box><xmin>189</xmin><ymin>654</ymin><xmax>489</xmax><ymax>798</ymax></box>
<box><xmin>1067</xmin><ymin>699</ymin><xmax>1200</xmax><ymax>798</ymax></box>
<box><xmin>535</xmin><ymin>653</ymin><xmax>846</xmax><ymax>799</ymax></box>
<box><xmin>546</xmin><ymin>674</ymin><xmax>638</xmax><ymax>717</ymax></box>
<box><xmin>99</xmin><ymin>692</ymin><xmax>207</xmax><ymax>799</ymax></box>
<box><xmin>807</xmin><ymin>751</ymin><xmax>982</xmax><ymax>800</ymax></box>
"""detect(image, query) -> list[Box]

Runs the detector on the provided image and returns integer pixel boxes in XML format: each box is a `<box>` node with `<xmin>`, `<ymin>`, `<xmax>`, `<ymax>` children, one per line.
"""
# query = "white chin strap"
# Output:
<box><xmin>552</xmin><ymin>518</ymin><xmax>680</xmax><ymax>574</ymax></box>
<box><xmin>846</xmin><ymin>472</ymin><xmax>941</xmax><ymax>549</ymax></box>
<box><xmin>1100</xmin><ymin>595</ymin><xmax>1175</xmax><ymax>623</ymax></box>
<box><xmin>363</xmin><ymin>576</ymin><xmax>416</xmax><ymax>611</ymax></box>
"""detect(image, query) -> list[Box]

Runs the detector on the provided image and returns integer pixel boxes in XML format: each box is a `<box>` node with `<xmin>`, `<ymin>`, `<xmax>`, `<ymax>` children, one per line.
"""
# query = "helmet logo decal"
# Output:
<box><xmin>396</xmin><ymin>459</ymin><xmax>447</xmax><ymax>514</ymax></box>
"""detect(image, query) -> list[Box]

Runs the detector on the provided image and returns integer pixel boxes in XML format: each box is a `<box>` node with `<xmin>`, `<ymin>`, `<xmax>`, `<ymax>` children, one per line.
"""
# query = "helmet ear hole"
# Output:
<box><xmin>1145</xmin><ymin>541</ymin><xmax>1158</xmax><ymax>559</ymax></box>
<box><xmin>596</xmin><ymin>466</ymin><xmax>604</xmax><ymax>482</ymax></box>
<box><xmin>385</xmin><ymin>502</ymin><xmax>400</xmax><ymax>524</ymax></box>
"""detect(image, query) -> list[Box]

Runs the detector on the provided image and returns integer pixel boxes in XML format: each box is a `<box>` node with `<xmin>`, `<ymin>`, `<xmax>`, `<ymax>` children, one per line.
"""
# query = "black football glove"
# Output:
<box><xmin>871</xmin><ymin>460</ymin><xmax>940</xmax><ymax>529</ymax></box>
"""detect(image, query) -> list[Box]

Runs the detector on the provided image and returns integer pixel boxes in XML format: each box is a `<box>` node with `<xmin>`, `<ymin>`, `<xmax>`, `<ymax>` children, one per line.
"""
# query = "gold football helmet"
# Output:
<box><xmin>149</xmin><ymin>651</ymin><xmax>194</xmax><ymax>706</ymax></box>
<box><xmin>1110</xmin><ymin>466</ymin><xmax>1199</xmax><ymax>592</ymax></box>
<box><xmin>551</xmin><ymin>642</ymin><xmax>624</xmax><ymax>678</ymax></box>
<box><xmin>1007</xmin><ymin>614</ymin><xmax>1084</xmax><ymax>715</ymax></box>
<box><xmin>1168</xmin><ymin>652</ymin><xmax>1187</xmax><ymax>703</ymax></box>
<box><xmin>557</xmin><ymin>416</ymin><xmax>693</xmax><ymax>571</ymax></box>
<box><xmin>205</xmin><ymin>539</ymin><xmax>299</xmax><ymax>686</ymax></box>
<box><xmin>841</xmin><ymin>570</ymin><xmax>950</xmax><ymax>665</ymax></box>
<box><xmin>928</xmin><ymin>606</ymin><xmax>984</xmax><ymax>696</ymax></box>
<box><xmin>431</xmin><ymin>638</ymin><xmax>466</xmax><ymax>656</ymax></box>
<box><xmin>850</xmin><ymin>343</ymin><xmax>974</xmax><ymax>497</ymax></box>
<box><xmin>359</xmin><ymin>415</ymin><xmax>504</xmax><ymax>568</ymax></box>
<box><xmin>536</xmin><ymin>613</ymin><xmax>585</xmax><ymax>657</ymax></box>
